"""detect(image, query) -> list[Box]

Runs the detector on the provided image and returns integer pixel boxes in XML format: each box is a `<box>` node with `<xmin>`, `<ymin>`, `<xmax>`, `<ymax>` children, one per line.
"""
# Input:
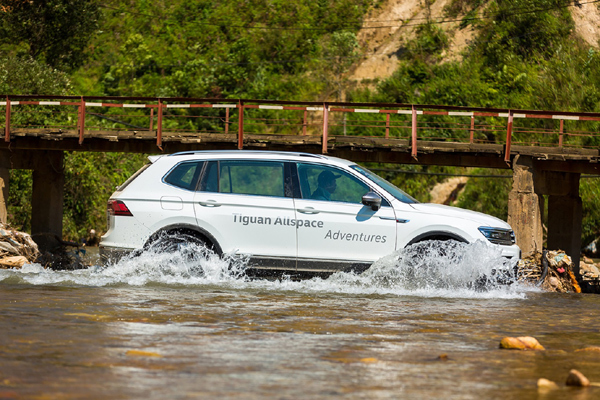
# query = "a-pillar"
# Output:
<box><xmin>31</xmin><ymin>150</ymin><xmax>64</xmax><ymax>252</ymax></box>
<box><xmin>507</xmin><ymin>155</ymin><xmax>544</xmax><ymax>257</ymax></box>
<box><xmin>545</xmin><ymin>172</ymin><xmax>582</xmax><ymax>272</ymax></box>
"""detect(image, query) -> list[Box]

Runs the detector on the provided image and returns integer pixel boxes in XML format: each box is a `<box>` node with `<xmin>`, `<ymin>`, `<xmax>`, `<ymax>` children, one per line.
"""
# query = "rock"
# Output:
<box><xmin>499</xmin><ymin>336</ymin><xmax>545</xmax><ymax>350</ymax></box>
<box><xmin>575</xmin><ymin>346</ymin><xmax>600</xmax><ymax>353</ymax></box>
<box><xmin>125</xmin><ymin>350</ymin><xmax>162</xmax><ymax>358</ymax></box>
<box><xmin>566</xmin><ymin>369</ymin><xmax>590</xmax><ymax>387</ymax></box>
<box><xmin>0</xmin><ymin>256</ymin><xmax>28</xmax><ymax>268</ymax></box>
<box><xmin>359</xmin><ymin>357</ymin><xmax>378</xmax><ymax>363</ymax></box>
<box><xmin>537</xmin><ymin>378</ymin><xmax>558</xmax><ymax>390</ymax></box>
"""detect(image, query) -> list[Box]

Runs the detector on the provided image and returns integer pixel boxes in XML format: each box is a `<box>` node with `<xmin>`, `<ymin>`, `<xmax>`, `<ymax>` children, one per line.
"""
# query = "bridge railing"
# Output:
<box><xmin>2</xmin><ymin>95</ymin><xmax>600</xmax><ymax>160</ymax></box>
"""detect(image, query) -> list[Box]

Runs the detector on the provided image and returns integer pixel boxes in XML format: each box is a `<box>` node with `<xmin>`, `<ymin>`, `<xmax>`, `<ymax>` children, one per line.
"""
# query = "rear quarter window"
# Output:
<box><xmin>163</xmin><ymin>161</ymin><xmax>204</xmax><ymax>191</ymax></box>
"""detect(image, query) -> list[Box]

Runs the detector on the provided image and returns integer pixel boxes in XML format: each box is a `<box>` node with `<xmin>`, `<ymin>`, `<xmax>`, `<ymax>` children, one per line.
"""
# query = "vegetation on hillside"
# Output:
<box><xmin>0</xmin><ymin>0</ymin><xmax>599</xmax><ymax>247</ymax></box>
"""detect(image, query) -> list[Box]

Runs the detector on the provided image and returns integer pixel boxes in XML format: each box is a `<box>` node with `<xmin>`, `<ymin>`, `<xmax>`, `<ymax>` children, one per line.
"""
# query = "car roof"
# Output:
<box><xmin>148</xmin><ymin>150</ymin><xmax>355</xmax><ymax>166</ymax></box>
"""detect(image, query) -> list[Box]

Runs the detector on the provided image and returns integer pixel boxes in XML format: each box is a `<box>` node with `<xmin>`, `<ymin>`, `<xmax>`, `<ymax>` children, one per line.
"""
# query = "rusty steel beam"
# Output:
<box><xmin>411</xmin><ymin>105</ymin><xmax>417</xmax><ymax>159</ymax></box>
<box><xmin>504</xmin><ymin>111</ymin><xmax>513</xmax><ymax>162</ymax></box>
<box><xmin>322</xmin><ymin>103</ymin><xmax>329</xmax><ymax>154</ymax></box>
<box><xmin>157</xmin><ymin>99</ymin><xmax>164</xmax><ymax>149</ymax></box>
<box><xmin>470</xmin><ymin>116</ymin><xmax>475</xmax><ymax>144</ymax></box>
<box><xmin>2</xmin><ymin>94</ymin><xmax>600</xmax><ymax>119</ymax></box>
<box><xmin>559</xmin><ymin>119</ymin><xmax>564</xmax><ymax>147</ymax></box>
<box><xmin>78</xmin><ymin>97</ymin><xmax>85</xmax><ymax>145</ymax></box>
<box><xmin>385</xmin><ymin>113</ymin><xmax>390</xmax><ymax>139</ymax></box>
<box><xmin>238</xmin><ymin>100</ymin><xmax>244</xmax><ymax>150</ymax></box>
<box><xmin>225</xmin><ymin>107</ymin><xmax>230</xmax><ymax>135</ymax></box>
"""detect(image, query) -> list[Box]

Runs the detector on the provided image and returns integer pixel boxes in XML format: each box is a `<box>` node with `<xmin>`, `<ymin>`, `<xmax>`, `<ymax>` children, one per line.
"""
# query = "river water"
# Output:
<box><xmin>1</xmin><ymin>242</ymin><xmax>599</xmax><ymax>399</ymax></box>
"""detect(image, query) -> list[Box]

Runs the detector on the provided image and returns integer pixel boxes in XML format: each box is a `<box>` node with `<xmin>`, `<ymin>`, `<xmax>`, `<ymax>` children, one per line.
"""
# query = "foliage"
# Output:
<box><xmin>455</xmin><ymin>169</ymin><xmax>513</xmax><ymax>220</ymax></box>
<box><xmin>580</xmin><ymin>178</ymin><xmax>600</xmax><ymax>247</ymax></box>
<box><xmin>75</xmin><ymin>0</ymin><xmax>370</xmax><ymax>100</ymax></box>
<box><xmin>6</xmin><ymin>169</ymin><xmax>31</xmax><ymax>232</ymax></box>
<box><xmin>0</xmin><ymin>0</ymin><xmax>100</xmax><ymax>70</ymax></box>
<box><xmin>0</xmin><ymin>55</ymin><xmax>72</xmax><ymax>95</ymax></box>
<box><xmin>62</xmin><ymin>152</ymin><xmax>147</xmax><ymax>241</ymax></box>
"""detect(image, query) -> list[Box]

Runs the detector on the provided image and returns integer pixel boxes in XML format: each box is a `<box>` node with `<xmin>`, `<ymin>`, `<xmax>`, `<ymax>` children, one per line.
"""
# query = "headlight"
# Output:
<box><xmin>478</xmin><ymin>227</ymin><xmax>515</xmax><ymax>245</ymax></box>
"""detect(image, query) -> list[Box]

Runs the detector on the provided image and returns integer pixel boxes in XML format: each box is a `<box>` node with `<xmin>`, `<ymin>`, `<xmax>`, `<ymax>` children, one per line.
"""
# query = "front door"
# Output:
<box><xmin>294</xmin><ymin>163</ymin><xmax>397</xmax><ymax>272</ymax></box>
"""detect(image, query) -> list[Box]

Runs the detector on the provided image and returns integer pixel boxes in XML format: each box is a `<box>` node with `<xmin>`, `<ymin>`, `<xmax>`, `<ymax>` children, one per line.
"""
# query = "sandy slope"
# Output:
<box><xmin>351</xmin><ymin>0</ymin><xmax>600</xmax><ymax>83</ymax></box>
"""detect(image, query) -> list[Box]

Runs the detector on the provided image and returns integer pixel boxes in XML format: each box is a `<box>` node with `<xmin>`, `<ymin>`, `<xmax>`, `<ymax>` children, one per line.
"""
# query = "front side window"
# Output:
<box><xmin>163</xmin><ymin>161</ymin><xmax>203</xmax><ymax>191</ymax></box>
<box><xmin>297</xmin><ymin>163</ymin><xmax>370</xmax><ymax>204</ymax></box>
<box><xmin>200</xmin><ymin>160</ymin><xmax>286</xmax><ymax>197</ymax></box>
<box><xmin>351</xmin><ymin>165</ymin><xmax>418</xmax><ymax>204</ymax></box>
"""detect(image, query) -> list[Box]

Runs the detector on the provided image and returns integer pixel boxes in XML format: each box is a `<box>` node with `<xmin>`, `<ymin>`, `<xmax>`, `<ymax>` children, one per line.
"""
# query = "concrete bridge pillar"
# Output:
<box><xmin>508</xmin><ymin>155</ymin><xmax>582</xmax><ymax>269</ymax></box>
<box><xmin>31</xmin><ymin>151</ymin><xmax>64</xmax><ymax>252</ymax></box>
<box><xmin>508</xmin><ymin>155</ymin><xmax>544</xmax><ymax>257</ymax></box>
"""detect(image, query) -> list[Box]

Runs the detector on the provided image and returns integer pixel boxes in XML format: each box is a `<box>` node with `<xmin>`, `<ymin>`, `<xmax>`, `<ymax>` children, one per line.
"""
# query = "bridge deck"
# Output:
<box><xmin>3</xmin><ymin>128</ymin><xmax>599</xmax><ymax>174</ymax></box>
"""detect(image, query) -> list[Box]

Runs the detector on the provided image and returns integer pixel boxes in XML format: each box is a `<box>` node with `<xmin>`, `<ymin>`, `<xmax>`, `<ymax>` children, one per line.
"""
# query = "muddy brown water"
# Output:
<box><xmin>1</xmin><ymin>242</ymin><xmax>599</xmax><ymax>399</ymax></box>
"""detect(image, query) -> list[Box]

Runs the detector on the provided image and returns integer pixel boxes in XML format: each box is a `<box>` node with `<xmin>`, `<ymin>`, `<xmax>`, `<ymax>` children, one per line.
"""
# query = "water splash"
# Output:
<box><xmin>0</xmin><ymin>240</ymin><xmax>530</xmax><ymax>298</ymax></box>
<box><xmin>312</xmin><ymin>240</ymin><xmax>527</xmax><ymax>298</ymax></box>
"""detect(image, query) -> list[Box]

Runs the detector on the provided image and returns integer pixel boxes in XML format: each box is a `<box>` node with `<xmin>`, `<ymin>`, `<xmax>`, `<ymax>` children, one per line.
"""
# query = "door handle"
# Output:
<box><xmin>297</xmin><ymin>207</ymin><xmax>319</xmax><ymax>214</ymax></box>
<box><xmin>198</xmin><ymin>200</ymin><xmax>221</xmax><ymax>207</ymax></box>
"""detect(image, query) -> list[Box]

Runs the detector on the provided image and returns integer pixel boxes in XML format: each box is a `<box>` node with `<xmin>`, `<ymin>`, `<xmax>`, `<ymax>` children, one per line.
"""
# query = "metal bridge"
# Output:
<box><xmin>1</xmin><ymin>95</ymin><xmax>599</xmax><ymax>273</ymax></box>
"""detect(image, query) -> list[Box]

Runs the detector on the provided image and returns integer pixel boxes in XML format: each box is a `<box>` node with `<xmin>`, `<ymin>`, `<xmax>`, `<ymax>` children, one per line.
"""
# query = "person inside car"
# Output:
<box><xmin>311</xmin><ymin>170</ymin><xmax>340</xmax><ymax>201</ymax></box>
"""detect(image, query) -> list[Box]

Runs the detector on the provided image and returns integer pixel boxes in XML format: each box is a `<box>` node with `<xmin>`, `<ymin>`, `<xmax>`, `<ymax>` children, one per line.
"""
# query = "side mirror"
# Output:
<box><xmin>362</xmin><ymin>191</ymin><xmax>382</xmax><ymax>211</ymax></box>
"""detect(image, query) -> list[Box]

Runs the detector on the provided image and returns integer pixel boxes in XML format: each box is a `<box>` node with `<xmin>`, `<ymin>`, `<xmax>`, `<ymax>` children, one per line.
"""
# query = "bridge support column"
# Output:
<box><xmin>31</xmin><ymin>151</ymin><xmax>64</xmax><ymax>252</ymax></box>
<box><xmin>508</xmin><ymin>156</ymin><xmax>544</xmax><ymax>257</ymax></box>
<box><xmin>508</xmin><ymin>156</ymin><xmax>583</xmax><ymax>269</ymax></box>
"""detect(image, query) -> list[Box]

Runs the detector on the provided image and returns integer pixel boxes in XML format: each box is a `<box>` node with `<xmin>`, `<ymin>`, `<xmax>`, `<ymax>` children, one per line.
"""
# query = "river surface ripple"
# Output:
<box><xmin>1</xmin><ymin>243</ymin><xmax>599</xmax><ymax>399</ymax></box>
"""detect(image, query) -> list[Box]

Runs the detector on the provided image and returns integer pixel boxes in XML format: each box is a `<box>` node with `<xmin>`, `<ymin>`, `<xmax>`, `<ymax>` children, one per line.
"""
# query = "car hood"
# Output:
<box><xmin>407</xmin><ymin>203</ymin><xmax>511</xmax><ymax>229</ymax></box>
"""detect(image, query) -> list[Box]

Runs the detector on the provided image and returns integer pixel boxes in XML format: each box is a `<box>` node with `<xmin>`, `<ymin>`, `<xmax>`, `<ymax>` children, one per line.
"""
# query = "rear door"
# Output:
<box><xmin>294</xmin><ymin>163</ymin><xmax>397</xmax><ymax>272</ymax></box>
<box><xmin>193</xmin><ymin>160</ymin><xmax>297</xmax><ymax>270</ymax></box>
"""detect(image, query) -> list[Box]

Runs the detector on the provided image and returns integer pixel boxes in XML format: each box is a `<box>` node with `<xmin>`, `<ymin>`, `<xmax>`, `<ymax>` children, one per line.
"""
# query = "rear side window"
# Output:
<box><xmin>163</xmin><ymin>161</ymin><xmax>203</xmax><ymax>191</ymax></box>
<box><xmin>200</xmin><ymin>160</ymin><xmax>285</xmax><ymax>197</ymax></box>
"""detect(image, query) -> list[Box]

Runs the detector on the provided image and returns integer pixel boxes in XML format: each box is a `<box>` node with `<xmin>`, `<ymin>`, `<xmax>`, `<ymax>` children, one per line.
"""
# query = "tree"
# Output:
<box><xmin>0</xmin><ymin>0</ymin><xmax>100</xmax><ymax>69</ymax></box>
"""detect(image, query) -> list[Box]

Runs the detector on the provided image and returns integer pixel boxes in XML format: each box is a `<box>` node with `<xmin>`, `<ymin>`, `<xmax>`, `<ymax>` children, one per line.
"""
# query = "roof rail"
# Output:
<box><xmin>169</xmin><ymin>150</ymin><xmax>327</xmax><ymax>158</ymax></box>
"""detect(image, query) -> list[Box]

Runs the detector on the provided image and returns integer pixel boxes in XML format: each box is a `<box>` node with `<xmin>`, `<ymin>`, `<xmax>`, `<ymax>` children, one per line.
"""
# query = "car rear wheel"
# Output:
<box><xmin>146</xmin><ymin>230</ymin><xmax>216</xmax><ymax>257</ymax></box>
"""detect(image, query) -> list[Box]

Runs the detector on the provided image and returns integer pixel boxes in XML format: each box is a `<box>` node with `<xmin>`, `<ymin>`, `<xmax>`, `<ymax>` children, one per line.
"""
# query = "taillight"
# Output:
<box><xmin>107</xmin><ymin>199</ymin><xmax>133</xmax><ymax>216</ymax></box>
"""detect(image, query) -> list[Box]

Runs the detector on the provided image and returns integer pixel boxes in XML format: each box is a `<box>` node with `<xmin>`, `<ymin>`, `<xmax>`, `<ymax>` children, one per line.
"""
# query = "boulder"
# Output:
<box><xmin>537</xmin><ymin>378</ymin><xmax>558</xmax><ymax>390</ymax></box>
<box><xmin>575</xmin><ymin>346</ymin><xmax>600</xmax><ymax>353</ymax></box>
<box><xmin>565</xmin><ymin>369</ymin><xmax>590</xmax><ymax>387</ymax></box>
<box><xmin>499</xmin><ymin>336</ymin><xmax>545</xmax><ymax>350</ymax></box>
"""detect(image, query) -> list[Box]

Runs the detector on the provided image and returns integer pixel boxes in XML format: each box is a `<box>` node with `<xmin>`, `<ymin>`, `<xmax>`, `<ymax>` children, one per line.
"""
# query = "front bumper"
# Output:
<box><xmin>500</xmin><ymin>244</ymin><xmax>521</xmax><ymax>261</ymax></box>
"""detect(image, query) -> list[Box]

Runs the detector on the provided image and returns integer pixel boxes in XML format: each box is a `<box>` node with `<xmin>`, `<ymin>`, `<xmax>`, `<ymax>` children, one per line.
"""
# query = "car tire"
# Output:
<box><xmin>147</xmin><ymin>231</ymin><xmax>212</xmax><ymax>255</ymax></box>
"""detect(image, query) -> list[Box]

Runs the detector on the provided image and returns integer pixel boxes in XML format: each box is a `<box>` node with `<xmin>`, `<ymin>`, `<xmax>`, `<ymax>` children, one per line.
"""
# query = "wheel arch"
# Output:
<box><xmin>146</xmin><ymin>223</ymin><xmax>223</xmax><ymax>255</ymax></box>
<box><xmin>406</xmin><ymin>231</ymin><xmax>469</xmax><ymax>247</ymax></box>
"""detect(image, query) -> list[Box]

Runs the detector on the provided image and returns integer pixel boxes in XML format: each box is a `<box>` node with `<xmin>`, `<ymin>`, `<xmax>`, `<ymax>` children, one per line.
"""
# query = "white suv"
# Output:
<box><xmin>100</xmin><ymin>151</ymin><xmax>521</xmax><ymax>272</ymax></box>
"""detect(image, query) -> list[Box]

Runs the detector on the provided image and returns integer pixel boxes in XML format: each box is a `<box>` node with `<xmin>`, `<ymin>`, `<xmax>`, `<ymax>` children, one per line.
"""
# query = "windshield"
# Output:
<box><xmin>351</xmin><ymin>165</ymin><xmax>419</xmax><ymax>204</ymax></box>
